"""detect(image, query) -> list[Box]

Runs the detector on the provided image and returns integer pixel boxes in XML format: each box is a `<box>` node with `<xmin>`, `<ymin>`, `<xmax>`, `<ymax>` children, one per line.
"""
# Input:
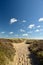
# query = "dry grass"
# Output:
<box><xmin>11</xmin><ymin>38</ymin><xmax>25</xmax><ymax>43</ymax></box>
<box><xmin>0</xmin><ymin>42</ymin><xmax>16</xmax><ymax>65</ymax></box>
<box><xmin>0</xmin><ymin>38</ymin><xmax>25</xmax><ymax>43</ymax></box>
<box><xmin>0</xmin><ymin>38</ymin><xmax>25</xmax><ymax>65</ymax></box>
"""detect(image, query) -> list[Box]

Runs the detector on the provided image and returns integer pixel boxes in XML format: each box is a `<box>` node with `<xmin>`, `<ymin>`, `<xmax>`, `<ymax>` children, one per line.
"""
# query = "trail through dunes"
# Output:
<box><xmin>12</xmin><ymin>41</ymin><xmax>31</xmax><ymax>65</ymax></box>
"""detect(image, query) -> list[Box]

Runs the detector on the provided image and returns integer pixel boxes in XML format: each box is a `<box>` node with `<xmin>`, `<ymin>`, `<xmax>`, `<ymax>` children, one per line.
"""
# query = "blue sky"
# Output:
<box><xmin>0</xmin><ymin>0</ymin><xmax>43</xmax><ymax>39</ymax></box>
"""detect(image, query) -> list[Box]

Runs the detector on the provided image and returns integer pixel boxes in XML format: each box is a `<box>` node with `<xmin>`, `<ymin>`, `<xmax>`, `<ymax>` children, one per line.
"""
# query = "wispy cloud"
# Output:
<box><xmin>35</xmin><ymin>29</ymin><xmax>40</xmax><ymax>32</ymax></box>
<box><xmin>37</xmin><ymin>25</ymin><xmax>40</xmax><ymax>28</ymax></box>
<box><xmin>1</xmin><ymin>32</ymin><xmax>5</xmax><ymax>34</ymax></box>
<box><xmin>28</xmin><ymin>24</ymin><xmax>35</xmax><ymax>29</ymax></box>
<box><xmin>38</xmin><ymin>18</ymin><xmax>43</xmax><ymax>22</ymax></box>
<box><xmin>20</xmin><ymin>29</ymin><xmax>25</xmax><ymax>32</ymax></box>
<box><xmin>22</xmin><ymin>20</ymin><xmax>26</xmax><ymax>22</ymax></box>
<box><xmin>34</xmin><ymin>28</ymin><xmax>43</xmax><ymax>32</ymax></box>
<box><xmin>10</xmin><ymin>18</ymin><xmax>17</xmax><ymax>24</ymax></box>
<box><xmin>22</xmin><ymin>33</ymin><xmax>28</xmax><ymax>36</ymax></box>
<box><xmin>9</xmin><ymin>32</ymin><xmax>14</xmax><ymax>34</ymax></box>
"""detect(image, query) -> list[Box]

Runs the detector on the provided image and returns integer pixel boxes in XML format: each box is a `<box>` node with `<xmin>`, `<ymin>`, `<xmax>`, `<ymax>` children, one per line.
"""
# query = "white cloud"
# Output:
<box><xmin>28</xmin><ymin>24</ymin><xmax>35</xmax><ymax>29</ymax></box>
<box><xmin>10</xmin><ymin>18</ymin><xmax>17</xmax><ymax>24</ymax></box>
<box><xmin>35</xmin><ymin>28</ymin><xmax>43</xmax><ymax>32</ymax></box>
<box><xmin>38</xmin><ymin>18</ymin><xmax>43</xmax><ymax>22</ymax></box>
<box><xmin>22</xmin><ymin>34</ymin><xmax>28</xmax><ymax>36</ymax></box>
<box><xmin>37</xmin><ymin>25</ymin><xmax>40</xmax><ymax>28</ymax></box>
<box><xmin>20</xmin><ymin>29</ymin><xmax>25</xmax><ymax>32</ymax></box>
<box><xmin>9</xmin><ymin>32</ymin><xmax>14</xmax><ymax>34</ymax></box>
<box><xmin>35</xmin><ymin>29</ymin><xmax>40</xmax><ymax>32</ymax></box>
<box><xmin>1</xmin><ymin>32</ymin><xmax>5</xmax><ymax>34</ymax></box>
<box><xmin>22</xmin><ymin>20</ymin><xmax>26</xmax><ymax>22</ymax></box>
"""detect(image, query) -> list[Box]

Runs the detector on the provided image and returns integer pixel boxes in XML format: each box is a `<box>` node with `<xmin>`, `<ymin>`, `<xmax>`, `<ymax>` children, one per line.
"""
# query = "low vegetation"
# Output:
<box><xmin>0</xmin><ymin>38</ymin><xmax>43</xmax><ymax>65</ymax></box>
<box><xmin>0</xmin><ymin>38</ymin><xmax>25</xmax><ymax>43</ymax></box>
<box><xmin>11</xmin><ymin>38</ymin><xmax>25</xmax><ymax>43</ymax></box>
<box><xmin>25</xmin><ymin>39</ymin><xmax>34</xmax><ymax>44</ymax></box>
<box><xmin>28</xmin><ymin>40</ymin><xmax>43</xmax><ymax>64</ymax></box>
<box><xmin>0</xmin><ymin>38</ymin><xmax>25</xmax><ymax>65</ymax></box>
<box><xmin>0</xmin><ymin>41</ymin><xmax>16</xmax><ymax>65</ymax></box>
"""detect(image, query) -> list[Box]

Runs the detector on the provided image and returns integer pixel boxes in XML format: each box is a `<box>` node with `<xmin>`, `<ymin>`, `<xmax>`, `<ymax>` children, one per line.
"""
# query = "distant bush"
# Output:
<box><xmin>25</xmin><ymin>39</ymin><xmax>34</xmax><ymax>44</ymax></box>
<box><xmin>12</xmin><ymin>38</ymin><xmax>25</xmax><ymax>43</ymax></box>
<box><xmin>0</xmin><ymin>38</ymin><xmax>25</xmax><ymax>43</ymax></box>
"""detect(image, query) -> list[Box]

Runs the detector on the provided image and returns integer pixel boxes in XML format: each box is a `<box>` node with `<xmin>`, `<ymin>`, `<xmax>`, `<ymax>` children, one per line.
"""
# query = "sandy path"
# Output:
<box><xmin>12</xmin><ymin>42</ymin><xmax>31</xmax><ymax>65</ymax></box>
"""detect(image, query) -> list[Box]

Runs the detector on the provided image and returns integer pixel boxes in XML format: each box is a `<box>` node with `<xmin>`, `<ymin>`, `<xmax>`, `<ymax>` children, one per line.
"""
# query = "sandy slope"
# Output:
<box><xmin>12</xmin><ymin>41</ymin><xmax>31</xmax><ymax>65</ymax></box>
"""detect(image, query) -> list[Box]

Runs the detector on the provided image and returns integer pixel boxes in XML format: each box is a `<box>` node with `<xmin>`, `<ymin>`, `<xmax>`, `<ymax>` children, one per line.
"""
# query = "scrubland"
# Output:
<box><xmin>0</xmin><ymin>38</ymin><xmax>25</xmax><ymax>65</ymax></box>
<box><xmin>0</xmin><ymin>39</ymin><xmax>16</xmax><ymax>65</ymax></box>
<box><xmin>0</xmin><ymin>38</ymin><xmax>43</xmax><ymax>65</ymax></box>
<box><xmin>26</xmin><ymin>40</ymin><xmax>43</xmax><ymax>65</ymax></box>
